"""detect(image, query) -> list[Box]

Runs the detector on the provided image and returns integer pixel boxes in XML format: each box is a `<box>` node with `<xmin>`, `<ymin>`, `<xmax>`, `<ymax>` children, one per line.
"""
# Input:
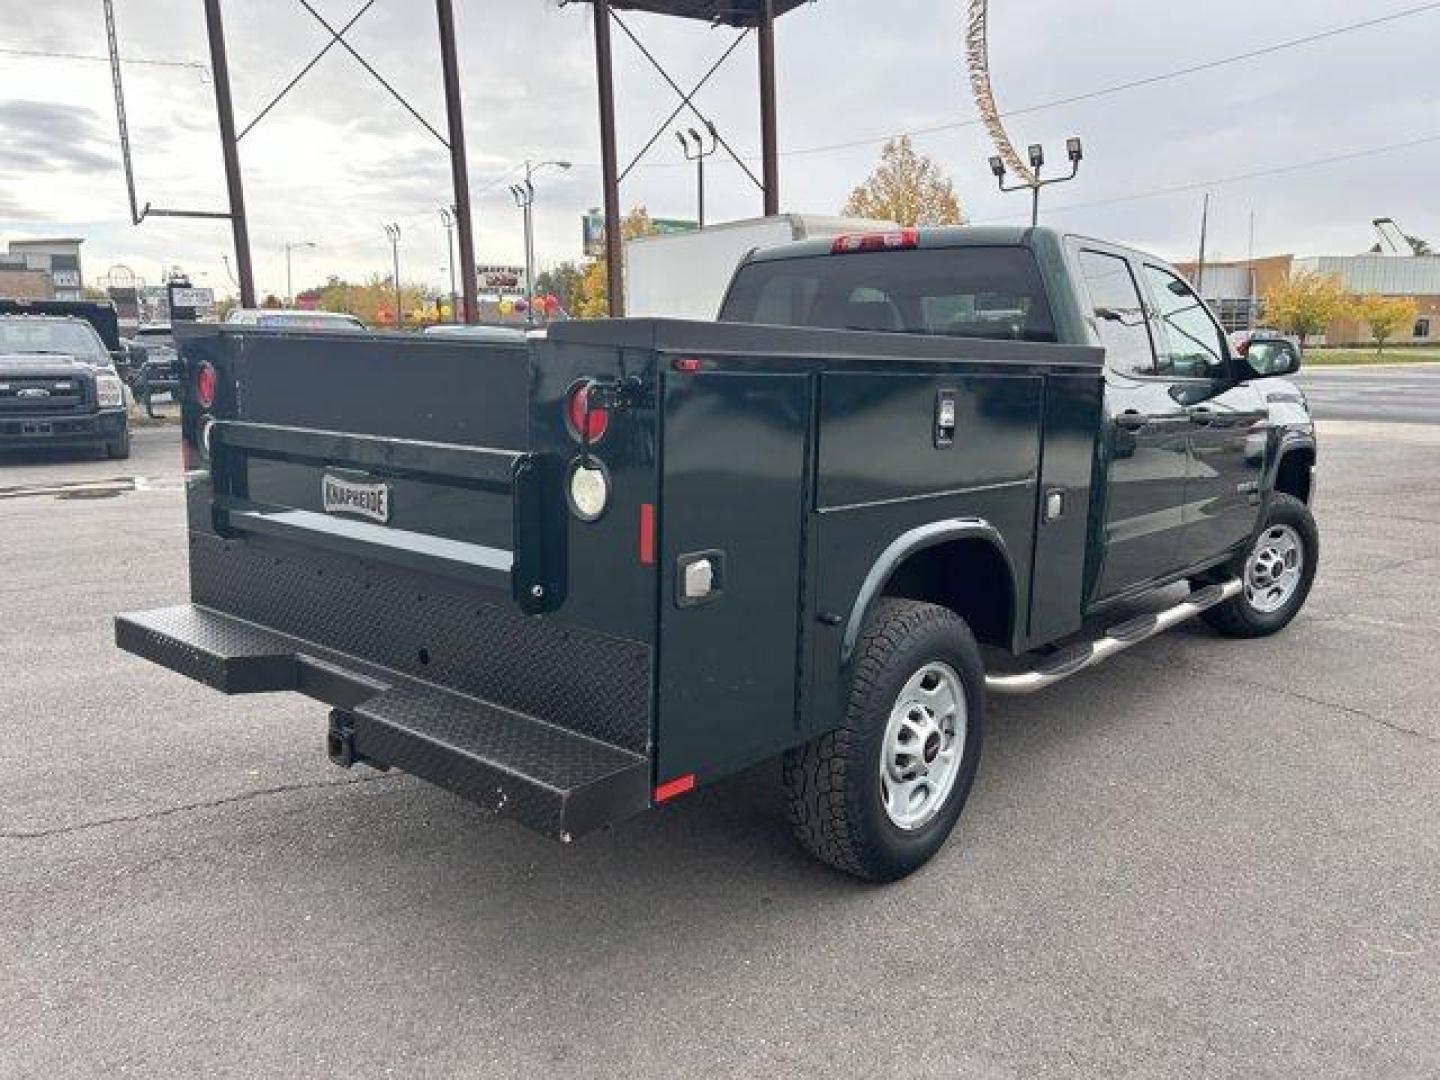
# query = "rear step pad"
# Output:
<box><xmin>343</xmin><ymin>689</ymin><xmax>649</xmax><ymax>840</ymax></box>
<box><xmin>116</xmin><ymin>604</ymin><xmax>299</xmax><ymax>694</ymax></box>
<box><xmin>985</xmin><ymin>579</ymin><xmax>1242</xmax><ymax>695</ymax></box>
<box><xmin>116</xmin><ymin>603</ymin><xmax>650</xmax><ymax>839</ymax></box>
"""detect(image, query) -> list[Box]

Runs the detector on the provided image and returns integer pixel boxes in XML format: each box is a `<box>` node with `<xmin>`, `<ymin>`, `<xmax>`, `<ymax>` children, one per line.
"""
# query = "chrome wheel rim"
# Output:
<box><xmin>879</xmin><ymin>661</ymin><xmax>967</xmax><ymax>831</ymax></box>
<box><xmin>1244</xmin><ymin>524</ymin><xmax>1304</xmax><ymax>614</ymax></box>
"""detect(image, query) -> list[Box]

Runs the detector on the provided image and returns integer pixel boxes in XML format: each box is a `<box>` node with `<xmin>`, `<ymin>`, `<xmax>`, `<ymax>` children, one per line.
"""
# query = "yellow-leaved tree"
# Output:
<box><xmin>1353</xmin><ymin>294</ymin><xmax>1419</xmax><ymax>355</ymax></box>
<box><xmin>572</xmin><ymin>206</ymin><xmax>660</xmax><ymax>318</ymax></box>
<box><xmin>842</xmin><ymin>135</ymin><xmax>965</xmax><ymax>226</ymax></box>
<box><xmin>1262</xmin><ymin>271</ymin><xmax>1352</xmax><ymax>343</ymax></box>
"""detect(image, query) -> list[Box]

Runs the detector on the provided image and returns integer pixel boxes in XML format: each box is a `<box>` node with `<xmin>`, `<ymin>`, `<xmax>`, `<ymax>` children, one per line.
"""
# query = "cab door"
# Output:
<box><xmin>1075</xmin><ymin>247</ymin><xmax>1195</xmax><ymax>601</ymax></box>
<box><xmin>1138</xmin><ymin>263</ymin><xmax>1266</xmax><ymax>564</ymax></box>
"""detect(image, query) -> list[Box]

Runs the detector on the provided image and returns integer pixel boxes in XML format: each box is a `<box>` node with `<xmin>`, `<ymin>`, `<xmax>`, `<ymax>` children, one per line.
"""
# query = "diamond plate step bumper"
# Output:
<box><xmin>115</xmin><ymin>604</ymin><xmax>651</xmax><ymax>839</ymax></box>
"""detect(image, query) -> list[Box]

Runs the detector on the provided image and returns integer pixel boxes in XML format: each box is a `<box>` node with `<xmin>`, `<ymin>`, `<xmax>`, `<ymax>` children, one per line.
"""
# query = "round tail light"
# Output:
<box><xmin>195</xmin><ymin>361</ymin><xmax>218</xmax><ymax>409</ymax></box>
<box><xmin>566</xmin><ymin>380</ymin><xmax>609</xmax><ymax>442</ymax></box>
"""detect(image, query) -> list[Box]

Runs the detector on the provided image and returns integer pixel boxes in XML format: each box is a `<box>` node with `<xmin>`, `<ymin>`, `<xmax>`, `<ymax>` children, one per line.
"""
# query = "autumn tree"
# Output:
<box><xmin>1354</xmin><ymin>293</ymin><xmax>1419</xmax><ymax>355</ymax></box>
<box><xmin>534</xmin><ymin>260</ymin><xmax>585</xmax><ymax>313</ymax></box>
<box><xmin>842</xmin><ymin>135</ymin><xmax>965</xmax><ymax>226</ymax></box>
<box><xmin>571</xmin><ymin>206</ymin><xmax>660</xmax><ymax>318</ymax></box>
<box><xmin>311</xmin><ymin>274</ymin><xmax>431</xmax><ymax>328</ymax></box>
<box><xmin>1261</xmin><ymin>271</ymin><xmax>1351</xmax><ymax>343</ymax></box>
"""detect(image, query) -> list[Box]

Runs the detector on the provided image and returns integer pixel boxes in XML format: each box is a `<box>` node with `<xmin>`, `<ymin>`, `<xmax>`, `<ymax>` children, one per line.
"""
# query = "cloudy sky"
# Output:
<box><xmin>2</xmin><ymin>0</ymin><xmax>1437</xmax><ymax>299</ymax></box>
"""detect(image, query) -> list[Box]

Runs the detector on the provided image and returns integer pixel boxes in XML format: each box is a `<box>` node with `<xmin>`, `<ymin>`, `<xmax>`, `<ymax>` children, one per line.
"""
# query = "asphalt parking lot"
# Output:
<box><xmin>3</xmin><ymin>418</ymin><xmax>1437</xmax><ymax>1079</ymax></box>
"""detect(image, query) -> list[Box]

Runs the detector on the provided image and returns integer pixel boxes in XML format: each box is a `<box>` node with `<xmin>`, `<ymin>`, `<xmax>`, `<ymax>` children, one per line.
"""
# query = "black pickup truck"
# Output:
<box><xmin>0</xmin><ymin>314</ymin><xmax>131</xmax><ymax>459</ymax></box>
<box><xmin>117</xmin><ymin>226</ymin><xmax>1317</xmax><ymax>881</ymax></box>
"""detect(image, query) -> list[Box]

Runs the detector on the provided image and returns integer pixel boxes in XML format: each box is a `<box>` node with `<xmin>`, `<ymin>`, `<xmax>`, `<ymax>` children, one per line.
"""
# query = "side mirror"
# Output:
<box><xmin>1241</xmin><ymin>338</ymin><xmax>1300</xmax><ymax>379</ymax></box>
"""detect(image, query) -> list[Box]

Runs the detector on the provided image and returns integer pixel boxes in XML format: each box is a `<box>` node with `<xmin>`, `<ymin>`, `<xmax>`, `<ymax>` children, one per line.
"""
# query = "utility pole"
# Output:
<box><xmin>510</xmin><ymin>180</ymin><xmax>535</xmax><ymax>323</ymax></box>
<box><xmin>202</xmin><ymin>0</ymin><xmax>255</xmax><ymax>307</ymax></box>
<box><xmin>593</xmin><ymin>0</ymin><xmax>624</xmax><ymax>317</ymax></box>
<box><xmin>511</xmin><ymin>161</ymin><xmax>571</xmax><ymax>325</ymax></box>
<box><xmin>677</xmin><ymin>123</ymin><xmax>718</xmax><ymax>229</ymax></box>
<box><xmin>1246</xmin><ymin>210</ymin><xmax>1256</xmax><ymax>330</ymax></box>
<box><xmin>439</xmin><ymin>206</ymin><xmax>457</xmax><ymax>322</ymax></box>
<box><xmin>283</xmin><ymin>240</ymin><xmax>315</xmax><ymax>306</ymax></box>
<box><xmin>436</xmin><ymin>0</ymin><xmax>478</xmax><ymax>323</ymax></box>
<box><xmin>1195</xmin><ymin>192</ymin><xmax>1211</xmax><ymax>302</ymax></box>
<box><xmin>383</xmin><ymin>223</ymin><xmax>402</xmax><ymax>329</ymax></box>
<box><xmin>758</xmin><ymin>0</ymin><xmax>779</xmax><ymax>216</ymax></box>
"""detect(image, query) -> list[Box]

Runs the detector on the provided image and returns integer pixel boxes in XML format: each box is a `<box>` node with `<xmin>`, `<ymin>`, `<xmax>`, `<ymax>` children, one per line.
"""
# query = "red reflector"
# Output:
<box><xmin>831</xmin><ymin>227</ymin><xmax>920</xmax><ymax>255</ymax></box>
<box><xmin>654</xmin><ymin>774</ymin><xmax>696</xmax><ymax>803</ymax></box>
<box><xmin>195</xmin><ymin>362</ymin><xmax>218</xmax><ymax>409</ymax></box>
<box><xmin>566</xmin><ymin>380</ymin><xmax>609</xmax><ymax>442</ymax></box>
<box><xmin>673</xmin><ymin>356</ymin><xmax>703</xmax><ymax>373</ymax></box>
<box><xmin>639</xmin><ymin>502</ymin><xmax>656</xmax><ymax>565</ymax></box>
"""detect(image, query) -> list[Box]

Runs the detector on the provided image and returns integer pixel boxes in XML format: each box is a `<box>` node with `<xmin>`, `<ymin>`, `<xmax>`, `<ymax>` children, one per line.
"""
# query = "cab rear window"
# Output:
<box><xmin>720</xmin><ymin>246</ymin><xmax>1056</xmax><ymax>343</ymax></box>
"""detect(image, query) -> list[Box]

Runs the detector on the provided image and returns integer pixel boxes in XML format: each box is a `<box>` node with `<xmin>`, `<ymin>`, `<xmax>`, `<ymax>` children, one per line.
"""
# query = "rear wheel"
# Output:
<box><xmin>783</xmin><ymin>599</ymin><xmax>984</xmax><ymax>882</ymax></box>
<box><xmin>1202</xmin><ymin>493</ymin><xmax>1317</xmax><ymax>638</ymax></box>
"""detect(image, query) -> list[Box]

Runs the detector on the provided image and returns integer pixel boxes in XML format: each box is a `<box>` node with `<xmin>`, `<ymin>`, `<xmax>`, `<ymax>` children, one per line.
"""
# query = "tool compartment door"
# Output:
<box><xmin>656</xmin><ymin>370</ymin><xmax>811</xmax><ymax>781</ymax></box>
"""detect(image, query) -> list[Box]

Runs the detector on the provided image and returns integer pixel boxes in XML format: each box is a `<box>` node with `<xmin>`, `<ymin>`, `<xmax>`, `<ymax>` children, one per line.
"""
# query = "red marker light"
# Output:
<box><xmin>830</xmin><ymin>228</ymin><xmax>920</xmax><ymax>255</ymax></box>
<box><xmin>673</xmin><ymin>356</ymin><xmax>703</xmax><ymax>373</ymax></box>
<box><xmin>195</xmin><ymin>362</ymin><xmax>218</xmax><ymax>409</ymax></box>
<box><xmin>639</xmin><ymin>502</ymin><xmax>656</xmax><ymax>565</ymax></box>
<box><xmin>566</xmin><ymin>380</ymin><xmax>609</xmax><ymax>442</ymax></box>
<box><xmin>654</xmin><ymin>774</ymin><xmax>696</xmax><ymax>803</ymax></box>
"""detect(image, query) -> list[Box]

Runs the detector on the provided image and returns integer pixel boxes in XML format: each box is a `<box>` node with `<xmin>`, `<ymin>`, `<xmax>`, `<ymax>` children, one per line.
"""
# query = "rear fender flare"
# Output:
<box><xmin>840</xmin><ymin>519</ymin><xmax>1016</xmax><ymax>669</ymax></box>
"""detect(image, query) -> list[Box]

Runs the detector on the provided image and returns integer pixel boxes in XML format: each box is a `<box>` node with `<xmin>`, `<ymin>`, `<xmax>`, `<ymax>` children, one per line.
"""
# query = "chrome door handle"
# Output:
<box><xmin>1187</xmin><ymin>406</ymin><xmax>1215</xmax><ymax>426</ymax></box>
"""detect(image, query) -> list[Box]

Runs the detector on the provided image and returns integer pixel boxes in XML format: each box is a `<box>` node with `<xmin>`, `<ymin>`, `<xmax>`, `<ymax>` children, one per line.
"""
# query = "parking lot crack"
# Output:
<box><xmin>0</xmin><ymin>773</ymin><xmax>392</xmax><ymax>841</ymax></box>
<box><xmin>1127</xmin><ymin>654</ymin><xmax>1440</xmax><ymax>747</ymax></box>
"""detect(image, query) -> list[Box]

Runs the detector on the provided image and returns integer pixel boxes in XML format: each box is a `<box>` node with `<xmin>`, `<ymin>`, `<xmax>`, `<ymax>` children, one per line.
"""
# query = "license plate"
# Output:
<box><xmin>322</xmin><ymin>473</ymin><xmax>391</xmax><ymax>524</ymax></box>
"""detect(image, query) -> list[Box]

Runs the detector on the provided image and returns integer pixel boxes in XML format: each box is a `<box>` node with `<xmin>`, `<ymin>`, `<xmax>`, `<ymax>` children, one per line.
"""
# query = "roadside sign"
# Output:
<box><xmin>582</xmin><ymin>210</ymin><xmax>697</xmax><ymax>256</ymax></box>
<box><xmin>169</xmin><ymin>287</ymin><xmax>213</xmax><ymax>309</ymax></box>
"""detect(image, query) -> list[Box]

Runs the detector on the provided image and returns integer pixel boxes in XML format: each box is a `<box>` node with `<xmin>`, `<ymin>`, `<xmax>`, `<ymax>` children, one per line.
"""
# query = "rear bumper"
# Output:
<box><xmin>114</xmin><ymin>603</ymin><xmax>652</xmax><ymax>840</ymax></box>
<box><xmin>0</xmin><ymin>408</ymin><xmax>125</xmax><ymax>447</ymax></box>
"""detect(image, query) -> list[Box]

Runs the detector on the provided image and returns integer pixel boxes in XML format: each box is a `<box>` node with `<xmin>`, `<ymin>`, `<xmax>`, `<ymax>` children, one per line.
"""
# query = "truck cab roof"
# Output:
<box><xmin>742</xmin><ymin>225</ymin><xmax>1061</xmax><ymax>263</ymax></box>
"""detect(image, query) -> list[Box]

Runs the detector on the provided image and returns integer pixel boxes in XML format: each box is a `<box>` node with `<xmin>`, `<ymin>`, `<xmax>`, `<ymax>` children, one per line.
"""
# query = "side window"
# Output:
<box><xmin>1142</xmin><ymin>264</ymin><xmax>1228</xmax><ymax>377</ymax></box>
<box><xmin>1077</xmin><ymin>249</ymin><xmax>1159</xmax><ymax>377</ymax></box>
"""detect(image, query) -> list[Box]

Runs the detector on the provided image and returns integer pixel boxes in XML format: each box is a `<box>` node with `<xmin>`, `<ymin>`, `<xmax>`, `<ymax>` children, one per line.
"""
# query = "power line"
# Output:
<box><xmin>775</xmin><ymin>0</ymin><xmax>1440</xmax><ymax>160</ymax></box>
<box><xmin>564</xmin><ymin>0</ymin><xmax>1440</xmax><ymax>169</ymax></box>
<box><xmin>0</xmin><ymin>45</ymin><xmax>206</xmax><ymax>70</ymax></box>
<box><xmin>969</xmin><ymin>131</ymin><xmax>1440</xmax><ymax>223</ymax></box>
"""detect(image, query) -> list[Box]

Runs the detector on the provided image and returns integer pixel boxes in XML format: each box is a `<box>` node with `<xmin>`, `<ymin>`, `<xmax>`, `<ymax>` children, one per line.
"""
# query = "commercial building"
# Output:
<box><xmin>2</xmin><ymin>238</ymin><xmax>86</xmax><ymax>301</ymax></box>
<box><xmin>1177</xmin><ymin>251</ymin><xmax>1439</xmax><ymax>346</ymax></box>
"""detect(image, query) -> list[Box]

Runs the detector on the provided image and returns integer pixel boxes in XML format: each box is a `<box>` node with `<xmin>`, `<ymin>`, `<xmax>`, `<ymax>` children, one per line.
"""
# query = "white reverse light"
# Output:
<box><xmin>568</xmin><ymin>461</ymin><xmax>610</xmax><ymax>522</ymax></box>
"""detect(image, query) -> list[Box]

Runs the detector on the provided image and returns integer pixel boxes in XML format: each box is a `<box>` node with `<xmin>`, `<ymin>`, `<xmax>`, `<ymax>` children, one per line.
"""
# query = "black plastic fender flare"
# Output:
<box><xmin>839</xmin><ymin>518</ymin><xmax>1017</xmax><ymax>672</ymax></box>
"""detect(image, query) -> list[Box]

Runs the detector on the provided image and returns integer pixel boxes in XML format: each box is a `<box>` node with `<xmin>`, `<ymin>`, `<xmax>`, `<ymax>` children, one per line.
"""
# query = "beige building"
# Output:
<box><xmin>2</xmin><ymin>237</ymin><xmax>85</xmax><ymax>301</ymax></box>
<box><xmin>1175</xmin><ymin>251</ymin><xmax>1439</xmax><ymax>346</ymax></box>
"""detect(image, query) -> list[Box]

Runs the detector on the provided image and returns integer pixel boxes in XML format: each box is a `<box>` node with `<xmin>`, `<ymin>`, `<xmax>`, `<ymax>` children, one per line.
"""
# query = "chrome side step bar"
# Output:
<box><xmin>985</xmin><ymin>579</ymin><xmax>1242</xmax><ymax>695</ymax></box>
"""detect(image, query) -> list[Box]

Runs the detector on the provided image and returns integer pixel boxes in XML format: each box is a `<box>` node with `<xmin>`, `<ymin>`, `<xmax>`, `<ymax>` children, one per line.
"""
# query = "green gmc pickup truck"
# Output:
<box><xmin>117</xmin><ymin>226</ymin><xmax>1317</xmax><ymax>881</ymax></box>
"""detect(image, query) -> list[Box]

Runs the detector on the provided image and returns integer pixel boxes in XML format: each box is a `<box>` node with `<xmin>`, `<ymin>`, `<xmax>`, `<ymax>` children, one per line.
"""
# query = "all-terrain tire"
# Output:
<box><xmin>1202</xmin><ymin>493</ymin><xmax>1318</xmax><ymax>638</ymax></box>
<box><xmin>783</xmin><ymin>599</ymin><xmax>985</xmax><ymax>882</ymax></box>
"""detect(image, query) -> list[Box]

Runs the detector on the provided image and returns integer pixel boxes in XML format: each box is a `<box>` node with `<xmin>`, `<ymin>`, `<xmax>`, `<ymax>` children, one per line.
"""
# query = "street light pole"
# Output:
<box><xmin>510</xmin><ymin>160</ymin><xmax>571</xmax><ymax>325</ymax></box>
<box><xmin>677</xmin><ymin>123</ymin><xmax>718</xmax><ymax>229</ymax></box>
<box><xmin>383</xmin><ymin>223</ymin><xmax>402</xmax><ymax>329</ymax></box>
<box><xmin>439</xmin><ymin>206</ymin><xmax>457</xmax><ymax>322</ymax></box>
<box><xmin>283</xmin><ymin>239</ymin><xmax>315</xmax><ymax>306</ymax></box>
<box><xmin>990</xmin><ymin>137</ymin><xmax>1084</xmax><ymax>227</ymax></box>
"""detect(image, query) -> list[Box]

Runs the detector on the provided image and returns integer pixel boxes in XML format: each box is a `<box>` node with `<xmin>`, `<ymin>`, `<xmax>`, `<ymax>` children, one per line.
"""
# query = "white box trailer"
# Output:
<box><xmin>623</xmin><ymin>214</ymin><xmax>900</xmax><ymax>319</ymax></box>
